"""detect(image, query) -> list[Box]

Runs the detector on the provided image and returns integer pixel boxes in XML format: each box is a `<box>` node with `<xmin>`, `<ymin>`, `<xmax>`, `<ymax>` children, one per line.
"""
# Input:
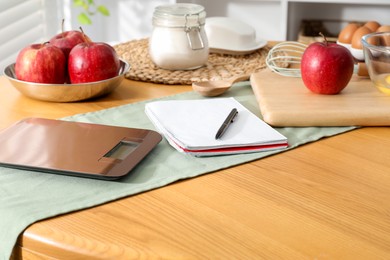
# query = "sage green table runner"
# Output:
<box><xmin>0</xmin><ymin>83</ymin><xmax>356</xmax><ymax>259</ymax></box>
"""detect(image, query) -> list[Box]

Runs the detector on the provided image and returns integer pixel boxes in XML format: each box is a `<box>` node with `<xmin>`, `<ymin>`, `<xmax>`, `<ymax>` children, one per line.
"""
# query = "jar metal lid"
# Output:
<box><xmin>153</xmin><ymin>3</ymin><xmax>206</xmax><ymax>27</ymax></box>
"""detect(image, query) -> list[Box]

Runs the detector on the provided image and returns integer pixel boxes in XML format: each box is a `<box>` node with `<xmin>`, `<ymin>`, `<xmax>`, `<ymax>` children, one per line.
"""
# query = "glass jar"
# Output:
<box><xmin>149</xmin><ymin>4</ymin><xmax>209</xmax><ymax>70</ymax></box>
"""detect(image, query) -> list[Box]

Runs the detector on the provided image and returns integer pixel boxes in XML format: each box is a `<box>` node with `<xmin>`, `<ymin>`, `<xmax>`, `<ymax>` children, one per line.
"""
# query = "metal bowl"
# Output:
<box><xmin>3</xmin><ymin>59</ymin><xmax>130</xmax><ymax>102</ymax></box>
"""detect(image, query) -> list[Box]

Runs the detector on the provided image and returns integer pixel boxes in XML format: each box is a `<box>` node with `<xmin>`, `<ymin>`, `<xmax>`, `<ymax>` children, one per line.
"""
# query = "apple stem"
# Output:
<box><xmin>79</xmin><ymin>27</ymin><xmax>90</xmax><ymax>43</ymax></box>
<box><xmin>61</xmin><ymin>19</ymin><xmax>65</xmax><ymax>38</ymax></box>
<box><xmin>319</xmin><ymin>32</ymin><xmax>328</xmax><ymax>46</ymax></box>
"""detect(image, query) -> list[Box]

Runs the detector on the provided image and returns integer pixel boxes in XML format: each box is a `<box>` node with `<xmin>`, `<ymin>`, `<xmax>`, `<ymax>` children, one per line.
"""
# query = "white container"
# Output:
<box><xmin>149</xmin><ymin>4</ymin><xmax>209</xmax><ymax>70</ymax></box>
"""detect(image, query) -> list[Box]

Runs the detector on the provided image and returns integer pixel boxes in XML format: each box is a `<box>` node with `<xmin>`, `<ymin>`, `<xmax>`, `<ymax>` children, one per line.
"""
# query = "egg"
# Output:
<box><xmin>367</xmin><ymin>35</ymin><xmax>379</xmax><ymax>46</ymax></box>
<box><xmin>377</xmin><ymin>25</ymin><xmax>390</xmax><ymax>32</ymax></box>
<box><xmin>351</xmin><ymin>26</ymin><xmax>372</xmax><ymax>49</ymax></box>
<box><xmin>338</xmin><ymin>23</ymin><xmax>360</xmax><ymax>44</ymax></box>
<box><xmin>364</xmin><ymin>21</ymin><xmax>380</xmax><ymax>32</ymax></box>
<box><xmin>374</xmin><ymin>25</ymin><xmax>390</xmax><ymax>46</ymax></box>
<box><xmin>382</xmin><ymin>35</ymin><xmax>390</xmax><ymax>46</ymax></box>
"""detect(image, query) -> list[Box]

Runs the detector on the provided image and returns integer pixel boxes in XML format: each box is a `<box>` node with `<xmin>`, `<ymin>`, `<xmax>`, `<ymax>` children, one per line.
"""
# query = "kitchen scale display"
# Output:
<box><xmin>0</xmin><ymin>118</ymin><xmax>162</xmax><ymax>180</ymax></box>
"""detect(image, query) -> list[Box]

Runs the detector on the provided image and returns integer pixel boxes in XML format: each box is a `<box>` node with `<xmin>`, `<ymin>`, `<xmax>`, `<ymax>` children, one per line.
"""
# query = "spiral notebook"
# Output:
<box><xmin>145</xmin><ymin>97</ymin><xmax>288</xmax><ymax>156</ymax></box>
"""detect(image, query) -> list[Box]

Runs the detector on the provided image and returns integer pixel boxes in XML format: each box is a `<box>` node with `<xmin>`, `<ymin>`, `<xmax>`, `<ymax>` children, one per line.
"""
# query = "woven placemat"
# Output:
<box><xmin>114</xmin><ymin>38</ymin><xmax>272</xmax><ymax>85</ymax></box>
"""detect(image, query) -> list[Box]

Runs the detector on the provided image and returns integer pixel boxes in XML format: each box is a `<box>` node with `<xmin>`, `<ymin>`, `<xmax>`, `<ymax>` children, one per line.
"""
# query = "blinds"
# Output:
<box><xmin>0</xmin><ymin>0</ymin><xmax>60</xmax><ymax>74</ymax></box>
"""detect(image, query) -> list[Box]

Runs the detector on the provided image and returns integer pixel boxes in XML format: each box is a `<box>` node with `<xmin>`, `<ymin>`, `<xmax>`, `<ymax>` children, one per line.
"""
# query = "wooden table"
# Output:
<box><xmin>2</xmin><ymin>75</ymin><xmax>390</xmax><ymax>259</ymax></box>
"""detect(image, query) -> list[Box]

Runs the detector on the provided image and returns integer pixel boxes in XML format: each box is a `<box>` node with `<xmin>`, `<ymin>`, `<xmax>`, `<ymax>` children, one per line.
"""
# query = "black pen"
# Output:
<box><xmin>215</xmin><ymin>108</ymin><xmax>238</xmax><ymax>139</ymax></box>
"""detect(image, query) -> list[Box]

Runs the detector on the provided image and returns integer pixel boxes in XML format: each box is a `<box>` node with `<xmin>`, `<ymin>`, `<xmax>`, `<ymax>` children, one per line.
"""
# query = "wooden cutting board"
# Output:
<box><xmin>250</xmin><ymin>69</ymin><xmax>390</xmax><ymax>126</ymax></box>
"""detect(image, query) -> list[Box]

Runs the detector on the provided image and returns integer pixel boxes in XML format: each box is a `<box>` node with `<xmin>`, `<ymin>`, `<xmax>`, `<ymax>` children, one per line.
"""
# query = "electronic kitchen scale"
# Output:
<box><xmin>0</xmin><ymin>118</ymin><xmax>162</xmax><ymax>180</ymax></box>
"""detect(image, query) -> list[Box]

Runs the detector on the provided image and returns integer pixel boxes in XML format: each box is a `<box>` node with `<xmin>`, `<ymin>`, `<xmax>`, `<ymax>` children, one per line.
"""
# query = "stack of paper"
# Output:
<box><xmin>145</xmin><ymin>97</ymin><xmax>288</xmax><ymax>156</ymax></box>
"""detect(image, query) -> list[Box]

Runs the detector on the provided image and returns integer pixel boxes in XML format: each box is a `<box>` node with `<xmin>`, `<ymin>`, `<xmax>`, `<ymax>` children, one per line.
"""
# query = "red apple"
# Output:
<box><xmin>68</xmin><ymin>42</ymin><xmax>120</xmax><ymax>83</ymax></box>
<box><xmin>301</xmin><ymin>35</ymin><xmax>355</xmax><ymax>95</ymax></box>
<box><xmin>49</xmin><ymin>30</ymin><xmax>89</xmax><ymax>58</ymax></box>
<box><xmin>15</xmin><ymin>43</ymin><xmax>66</xmax><ymax>84</ymax></box>
<box><xmin>50</xmin><ymin>27</ymin><xmax>90</xmax><ymax>83</ymax></box>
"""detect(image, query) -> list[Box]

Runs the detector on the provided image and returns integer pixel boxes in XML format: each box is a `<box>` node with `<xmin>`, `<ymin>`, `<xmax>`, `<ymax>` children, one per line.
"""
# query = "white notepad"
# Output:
<box><xmin>145</xmin><ymin>97</ymin><xmax>288</xmax><ymax>156</ymax></box>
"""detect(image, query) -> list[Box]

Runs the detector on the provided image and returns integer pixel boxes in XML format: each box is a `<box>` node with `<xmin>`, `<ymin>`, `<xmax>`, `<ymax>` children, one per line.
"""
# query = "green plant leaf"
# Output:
<box><xmin>73</xmin><ymin>0</ymin><xmax>87</xmax><ymax>11</ymax></box>
<box><xmin>97</xmin><ymin>5</ymin><xmax>110</xmax><ymax>16</ymax></box>
<box><xmin>73</xmin><ymin>0</ymin><xmax>83</xmax><ymax>7</ymax></box>
<box><xmin>77</xmin><ymin>13</ymin><xmax>92</xmax><ymax>25</ymax></box>
<box><xmin>73</xmin><ymin>0</ymin><xmax>109</xmax><ymax>25</ymax></box>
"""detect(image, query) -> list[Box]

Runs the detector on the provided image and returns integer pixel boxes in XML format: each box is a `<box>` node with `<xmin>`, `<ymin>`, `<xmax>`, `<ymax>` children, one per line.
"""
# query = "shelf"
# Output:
<box><xmin>177</xmin><ymin>0</ymin><xmax>390</xmax><ymax>41</ymax></box>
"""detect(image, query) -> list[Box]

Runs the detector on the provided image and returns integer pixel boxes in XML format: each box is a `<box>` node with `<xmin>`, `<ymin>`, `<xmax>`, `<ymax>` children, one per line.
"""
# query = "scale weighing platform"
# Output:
<box><xmin>0</xmin><ymin>118</ymin><xmax>162</xmax><ymax>180</ymax></box>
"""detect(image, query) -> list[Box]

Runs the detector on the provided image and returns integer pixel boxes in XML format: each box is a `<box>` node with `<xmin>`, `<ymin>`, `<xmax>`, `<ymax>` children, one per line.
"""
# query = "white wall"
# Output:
<box><xmin>177</xmin><ymin>0</ymin><xmax>285</xmax><ymax>41</ymax></box>
<box><xmin>81</xmin><ymin>0</ymin><xmax>390</xmax><ymax>43</ymax></box>
<box><xmin>62</xmin><ymin>0</ymin><xmax>174</xmax><ymax>44</ymax></box>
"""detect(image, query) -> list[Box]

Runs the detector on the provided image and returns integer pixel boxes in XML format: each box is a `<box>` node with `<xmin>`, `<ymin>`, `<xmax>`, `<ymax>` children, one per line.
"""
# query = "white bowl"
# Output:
<box><xmin>336</xmin><ymin>40</ymin><xmax>351</xmax><ymax>51</ymax></box>
<box><xmin>205</xmin><ymin>17</ymin><xmax>267</xmax><ymax>55</ymax></box>
<box><xmin>350</xmin><ymin>47</ymin><xmax>364</xmax><ymax>61</ymax></box>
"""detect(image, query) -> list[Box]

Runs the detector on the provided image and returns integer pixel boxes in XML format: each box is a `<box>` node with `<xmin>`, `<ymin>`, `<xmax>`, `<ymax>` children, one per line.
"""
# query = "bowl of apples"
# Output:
<box><xmin>4</xmin><ymin>29</ymin><xmax>130</xmax><ymax>102</ymax></box>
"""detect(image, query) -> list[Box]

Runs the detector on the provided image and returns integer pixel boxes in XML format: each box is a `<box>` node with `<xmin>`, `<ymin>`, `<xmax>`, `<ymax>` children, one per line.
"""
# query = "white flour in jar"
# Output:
<box><xmin>149</xmin><ymin>4</ymin><xmax>209</xmax><ymax>70</ymax></box>
<box><xmin>149</xmin><ymin>27</ymin><xmax>208</xmax><ymax>70</ymax></box>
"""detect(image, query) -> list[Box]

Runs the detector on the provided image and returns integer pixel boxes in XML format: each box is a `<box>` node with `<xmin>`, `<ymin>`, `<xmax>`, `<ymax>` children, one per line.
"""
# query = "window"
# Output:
<box><xmin>0</xmin><ymin>0</ymin><xmax>62</xmax><ymax>74</ymax></box>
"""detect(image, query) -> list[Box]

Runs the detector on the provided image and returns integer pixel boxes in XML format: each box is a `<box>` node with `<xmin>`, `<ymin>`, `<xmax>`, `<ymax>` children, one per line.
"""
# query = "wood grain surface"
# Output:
<box><xmin>251</xmin><ymin>69</ymin><xmax>390</xmax><ymax>126</ymax></box>
<box><xmin>2</xmin><ymin>75</ymin><xmax>389</xmax><ymax>259</ymax></box>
